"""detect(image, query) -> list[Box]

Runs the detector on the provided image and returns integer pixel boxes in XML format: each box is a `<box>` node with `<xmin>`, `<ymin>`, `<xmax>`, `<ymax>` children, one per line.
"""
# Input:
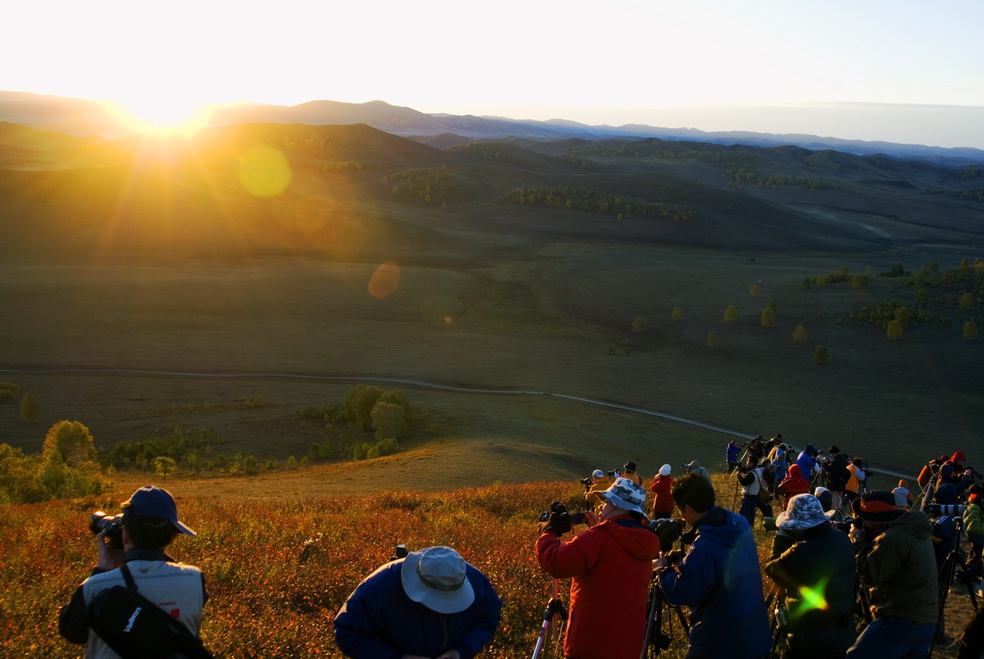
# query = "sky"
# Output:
<box><xmin>4</xmin><ymin>0</ymin><xmax>984</xmax><ymax>148</ymax></box>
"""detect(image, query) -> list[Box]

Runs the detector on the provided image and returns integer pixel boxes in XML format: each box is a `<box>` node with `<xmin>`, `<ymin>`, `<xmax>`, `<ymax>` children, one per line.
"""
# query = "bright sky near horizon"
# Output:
<box><xmin>5</xmin><ymin>0</ymin><xmax>984</xmax><ymax>148</ymax></box>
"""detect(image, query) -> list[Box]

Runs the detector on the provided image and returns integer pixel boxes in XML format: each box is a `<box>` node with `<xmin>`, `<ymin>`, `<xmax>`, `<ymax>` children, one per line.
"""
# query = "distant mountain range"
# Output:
<box><xmin>1</xmin><ymin>90</ymin><xmax>983</xmax><ymax>166</ymax></box>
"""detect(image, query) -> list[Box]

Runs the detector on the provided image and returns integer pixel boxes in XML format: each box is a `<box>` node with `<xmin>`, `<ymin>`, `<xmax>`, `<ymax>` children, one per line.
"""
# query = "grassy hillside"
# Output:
<box><xmin>2</xmin><ymin>475</ymin><xmax>976</xmax><ymax>658</ymax></box>
<box><xmin>0</xmin><ymin>122</ymin><xmax>982</xmax><ymax>479</ymax></box>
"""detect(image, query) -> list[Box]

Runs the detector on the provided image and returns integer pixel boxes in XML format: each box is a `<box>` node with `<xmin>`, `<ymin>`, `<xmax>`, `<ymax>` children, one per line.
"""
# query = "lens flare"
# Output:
<box><xmin>368</xmin><ymin>262</ymin><xmax>401</xmax><ymax>299</ymax></box>
<box><xmin>237</xmin><ymin>145</ymin><xmax>292</xmax><ymax>197</ymax></box>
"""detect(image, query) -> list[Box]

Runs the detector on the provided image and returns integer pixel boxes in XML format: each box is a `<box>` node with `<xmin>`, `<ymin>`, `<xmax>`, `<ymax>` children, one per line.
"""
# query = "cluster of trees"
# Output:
<box><xmin>300</xmin><ymin>384</ymin><xmax>415</xmax><ymax>461</ymax></box>
<box><xmin>501</xmin><ymin>186</ymin><xmax>694</xmax><ymax>221</ymax></box>
<box><xmin>389</xmin><ymin>166</ymin><xmax>459</xmax><ymax>205</ymax></box>
<box><xmin>803</xmin><ymin>265</ymin><xmax>873</xmax><ymax>288</ymax></box>
<box><xmin>727</xmin><ymin>166</ymin><xmax>838</xmax><ymax>191</ymax></box>
<box><xmin>0</xmin><ymin>421</ymin><xmax>108</xmax><ymax>504</ymax></box>
<box><xmin>0</xmin><ymin>382</ymin><xmax>40</xmax><ymax>420</ymax></box>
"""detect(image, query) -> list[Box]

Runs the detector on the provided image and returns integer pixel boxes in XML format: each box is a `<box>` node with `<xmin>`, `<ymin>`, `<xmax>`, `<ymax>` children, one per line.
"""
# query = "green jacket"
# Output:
<box><xmin>963</xmin><ymin>502</ymin><xmax>984</xmax><ymax>538</ymax></box>
<box><xmin>862</xmin><ymin>510</ymin><xmax>939</xmax><ymax>625</ymax></box>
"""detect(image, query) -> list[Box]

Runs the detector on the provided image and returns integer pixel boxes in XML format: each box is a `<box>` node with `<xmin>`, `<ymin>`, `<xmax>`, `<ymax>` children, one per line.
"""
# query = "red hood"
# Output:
<box><xmin>601</xmin><ymin>518</ymin><xmax>660</xmax><ymax>560</ymax></box>
<box><xmin>788</xmin><ymin>464</ymin><xmax>803</xmax><ymax>478</ymax></box>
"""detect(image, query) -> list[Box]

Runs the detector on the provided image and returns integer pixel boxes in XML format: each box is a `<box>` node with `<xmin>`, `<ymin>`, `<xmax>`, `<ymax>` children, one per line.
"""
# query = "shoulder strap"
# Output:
<box><xmin>120</xmin><ymin>563</ymin><xmax>139</xmax><ymax>592</ymax></box>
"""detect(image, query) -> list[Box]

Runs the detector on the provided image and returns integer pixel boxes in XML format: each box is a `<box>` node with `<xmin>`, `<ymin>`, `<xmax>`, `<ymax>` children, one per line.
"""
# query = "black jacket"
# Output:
<box><xmin>764</xmin><ymin>522</ymin><xmax>856</xmax><ymax>652</ymax></box>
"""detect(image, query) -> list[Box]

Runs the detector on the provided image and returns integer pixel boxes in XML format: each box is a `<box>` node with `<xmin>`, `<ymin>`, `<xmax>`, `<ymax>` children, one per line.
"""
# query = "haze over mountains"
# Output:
<box><xmin>2</xmin><ymin>90</ymin><xmax>983</xmax><ymax>166</ymax></box>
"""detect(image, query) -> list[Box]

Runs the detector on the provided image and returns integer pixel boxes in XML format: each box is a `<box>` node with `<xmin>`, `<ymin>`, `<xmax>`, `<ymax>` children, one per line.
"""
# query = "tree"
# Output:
<box><xmin>153</xmin><ymin>456</ymin><xmax>176</xmax><ymax>481</ymax></box>
<box><xmin>706</xmin><ymin>333</ymin><xmax>718</xmax><ymax>348</ymax></box>
<box><xmin>724</xmin><ymin>305</ymin><xmax>738</xmax><ymax>323</ymax></box>
<box><xmin>887</xmin><ymin>319</ymin><xmax>904</xmax><ymax>340</ymax></box>
<box><xmin>671</xmin><ymin>307</ymin><xmax>683</xmax><ymax>321</ymax></box>
<box><xmin>959</xmin><ymin>292</ymin><xmax>975</xmax><ymax>310</ymax></box>
<box><xmin>378</xmin><ymin>389</ymin><xmax>413</xmax><ymax>419</ymax></box>
<box><xmin>624</xmin><ymin>347</ymin><xmax>632</xmax><ymax>357</ymax></box>
<box><xmin>42</xmin><ymin>420</ymin><xmax>95</xmax><ymax>467</ymax></box>
<box><xmin>760</xmin><ymin>308</ymin><xmax>776</xmax><ymax>328</ymax></box>
<box><xmin>344</xmin><ymin>384</ymin><xmax>384</xmax><ymax>431</ymax></box>
<box><xmin>792</xmin><ymin>324</ymin><xmax>808</xmax><ymax>343</ymax></box>
<box><xmin>20</xmin><ymin>393</ymin><xmax>40</xmax><ymax>421</ymax></box>
<box><xmin>749</xmin><ymin>284</ymin><xmax>760</xmax><ymax>297</ymax></box>
<box><xmin>632</xmin><ymin>316</ymin><xmax>646</xmax><ymax>331</ymax></box>
<box><xmin>813</xmin><ymin>345</ymin><xmax>829</xmax><ymax>364</ymax></box>
<box><xmin>0</xmin><ymin>381</ymin><xmax>19</xmax><ymax>402</ymax></box>
<box><xmin>964</xmin><ymin>320</ymin><xmax>978</xmax><ymax>340</ymax></box>
<box><xmin>371</xmin><ymin>402</ymin><xmax>408</xmax><ymax>442</ymax></box>
<box><xmin>914</xmin><ymin>288</ymin><xmax>928</xmax><ymax>304</ymax></box>
<box><xmin>894</xmin><ymin>306</ymin><xmax>913</xmax><ymax>325</ymax></box>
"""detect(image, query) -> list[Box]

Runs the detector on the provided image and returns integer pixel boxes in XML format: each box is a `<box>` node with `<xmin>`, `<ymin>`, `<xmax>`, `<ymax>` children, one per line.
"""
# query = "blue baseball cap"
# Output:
<box><xmin>125</xmin><ymin>486</ymin><xmax>196</xmax><ymax>536</ymax></box>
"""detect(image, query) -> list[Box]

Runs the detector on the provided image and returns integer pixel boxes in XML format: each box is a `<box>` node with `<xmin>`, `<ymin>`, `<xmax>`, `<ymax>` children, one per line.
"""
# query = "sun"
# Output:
<box><xmin>106</xmin><ymin>95</ymin><xmax>214</xmax><ymax>137</ymax></box>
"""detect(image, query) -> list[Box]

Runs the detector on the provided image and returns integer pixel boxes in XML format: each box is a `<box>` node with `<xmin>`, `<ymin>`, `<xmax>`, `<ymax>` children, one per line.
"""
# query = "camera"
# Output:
<box><xmin>539</xmin><ymin>501</ymin><xmax>567</xmax><ymax>523</ymax></box>
<box><xmin>652</xmin><ymin>518</ymin><xmax>687</xmax><ymax>549</ymax></box>
<box><xmin>89</xmin><ymin>511</ymin><xmax>124</xmax><ymax>550</ymax></box>
<box><xmin>580</xmin><ymin>476</ymin><xmax>592</xmax><ymax>487</ymax></box>
<box><xmin>926</xmin><ymin>503</ymin><xmax>966</xmax><ymax>517</ymax></box>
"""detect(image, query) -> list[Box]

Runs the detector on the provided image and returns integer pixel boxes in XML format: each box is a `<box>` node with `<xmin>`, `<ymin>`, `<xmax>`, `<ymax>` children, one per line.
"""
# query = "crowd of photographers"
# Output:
<box><xmin>57</xmin><ymin>441</ymin><xmax>983</xmax><ymax>659</ymax></box>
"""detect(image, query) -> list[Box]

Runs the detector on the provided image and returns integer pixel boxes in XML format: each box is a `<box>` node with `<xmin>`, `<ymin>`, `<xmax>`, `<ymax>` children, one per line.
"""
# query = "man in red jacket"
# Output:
<box><xmin>536</xmin><ymin>477</ymin><xmax>660</xmax><ymax>659</ymax></box>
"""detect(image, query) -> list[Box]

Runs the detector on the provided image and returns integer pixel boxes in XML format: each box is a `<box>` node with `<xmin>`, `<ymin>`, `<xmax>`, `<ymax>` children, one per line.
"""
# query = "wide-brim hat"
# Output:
<box><xmin>776</xmin><ymin>494</ymin><xmax>828</xmax><ymax>531</ymax></box>
<box><xmin>852</xmin><ymin>490</ymin><xmax>908</xmax><ymax>524</ymax></box>
<box><xmin>125</xmin><ymin>485</ymin><xmax>196</xmax><ymax>536</ymax></box>
<box><xmin>400</xmin><ymin>546</ymin><xmax>475</xmax><ymax>614</ymax></box>
<box><xmin>597</xmin><ymin>477</ymin><xmax>649</xmax><ymax>522</ymax></box>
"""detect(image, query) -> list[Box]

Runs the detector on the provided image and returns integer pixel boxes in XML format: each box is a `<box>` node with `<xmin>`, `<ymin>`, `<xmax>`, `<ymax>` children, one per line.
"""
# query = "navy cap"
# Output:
<box><xmin>126</xmin><ymin>486</ymin><xmax>196</xmax><ymax>536</ymax></box>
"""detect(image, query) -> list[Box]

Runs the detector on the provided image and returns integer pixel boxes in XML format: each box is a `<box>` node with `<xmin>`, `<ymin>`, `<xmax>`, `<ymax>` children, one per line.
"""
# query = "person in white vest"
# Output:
<box><xmin>59</xmin><ymin>485</ymin><xmax>207</xmax><ymax>658</ymax></box>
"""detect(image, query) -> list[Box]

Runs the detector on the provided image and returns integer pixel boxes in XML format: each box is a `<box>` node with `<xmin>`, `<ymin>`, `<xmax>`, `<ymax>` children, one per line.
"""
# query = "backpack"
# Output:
<box><xmin>87</xmin><ymin>563</ymin><xmax>213</xmax><ymax>659</ymax></box>
<box><xmin>824</xmin><ymin>459</ymin><xmax>850</xmax><ymax>490</ymax></box>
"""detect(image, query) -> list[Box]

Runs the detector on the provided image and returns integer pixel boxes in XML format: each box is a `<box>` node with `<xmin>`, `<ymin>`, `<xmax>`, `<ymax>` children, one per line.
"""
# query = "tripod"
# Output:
<box><xmin>641</xmin><ymin>571</ymin><xmax>690</xmax><ymax>658</ymax></box>
<box><xmin>765</xmin><ymin>584</ymin><xmax>789</xmax><ymax>659</ymax></box>
<box><xmin>531</xmin><ymin>580</ymin><xmax>568</xmax><ymax>659</ymax></box>
<box><xmin>931</xmin><ymin>519</ymin><xmax>980</xmax><ymax>655</ymax></box>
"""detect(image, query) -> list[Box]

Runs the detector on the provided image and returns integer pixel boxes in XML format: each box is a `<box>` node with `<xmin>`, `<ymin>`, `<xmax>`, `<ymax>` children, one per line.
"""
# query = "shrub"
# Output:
<box><xmin>20</xmin><ymin>393</ymin><xmax>40</xmax><ymax>421</ymax></box>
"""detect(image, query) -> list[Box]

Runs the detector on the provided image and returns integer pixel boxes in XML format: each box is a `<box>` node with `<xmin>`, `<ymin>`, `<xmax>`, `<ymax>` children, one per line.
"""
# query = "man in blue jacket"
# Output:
<box><xmin>334</xmin><ymin>545</ymin><xmax>502</xmax><ymax>659</ymax></box>
<box><xmin>656</xmin><ymin>473</ymin><xmax>771</xmax><ymax>659</ymax></box>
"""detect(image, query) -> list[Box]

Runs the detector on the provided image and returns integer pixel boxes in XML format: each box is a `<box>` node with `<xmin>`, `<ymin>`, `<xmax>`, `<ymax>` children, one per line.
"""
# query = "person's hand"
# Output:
<box><xmin>95</xmin><ymin>530</ymin><xmax>124</xmax><ymax>572</ymax></box>
<box><xmin>435</xmin><ymin>651</ymin><xmax>461</xmax><ymax>659</ymax></box>
<box><xmin>583</xmin><ymin>510</ymin><xmax>600</xmax><ymax>528</ymax></box>
<box><xmin>539</xmin><ymin>509</ymin><xmax>572</xmax><ymax>536</ymax></box>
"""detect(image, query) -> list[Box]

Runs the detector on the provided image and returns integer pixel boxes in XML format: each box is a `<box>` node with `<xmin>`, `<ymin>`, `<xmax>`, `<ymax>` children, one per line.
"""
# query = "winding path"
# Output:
<box><xmin>0</xmin><ymin>366</ymin><xmax>913</xmax><ymax>479</ymax></box>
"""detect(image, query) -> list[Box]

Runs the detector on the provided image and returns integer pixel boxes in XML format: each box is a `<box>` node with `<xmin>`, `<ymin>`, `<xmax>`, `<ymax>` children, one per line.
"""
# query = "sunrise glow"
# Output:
<box><xmin>106</xmin><ymin>97</ymin><xmax>213</xmax><ymax>137</ymax></box>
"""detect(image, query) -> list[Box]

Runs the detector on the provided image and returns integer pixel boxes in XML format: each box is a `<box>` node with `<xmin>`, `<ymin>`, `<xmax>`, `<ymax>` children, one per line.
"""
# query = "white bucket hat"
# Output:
<box><xmin>400</xmin><ymin>546</ymin><xmax>475</xmax><ymax>614</ymax></box>
<box><xmin>659</xmin><ymin>464</ymin><xmax>672</xmax><ymax>476</ymax></box>
<box><xmin>776</xmin><ymin>494</ymin><xmax>828</xmax><ymax>532</ymax></box>
<box><xmin>597</xmin><ymin>477</ymin><xmax>649</xmax><ymax>521</ymax></box>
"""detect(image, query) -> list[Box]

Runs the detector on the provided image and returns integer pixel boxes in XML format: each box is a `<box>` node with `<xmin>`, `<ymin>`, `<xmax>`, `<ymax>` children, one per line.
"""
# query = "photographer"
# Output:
<box><xmin>965</xmin><ymin>490</ymin><xmax>983</xmax><ymax>568</ymax></box>
<box><xmin>334</xmin><ymin>545</ymin><xmax>502</xmax><ymax>659</ymax></box>
<box><xmin>736</xmin><ymin>456</ymin><xmax>774</xmax><ymax>527</ymax></box>
<box><xmin>650</xmin><ymin>464</ymin><xmax>675</xmax><ymax>518</ymax></box>
<box><xmin>58</xmin><ymin>486</ymin><xmax>207</xmax><ymax>656</ymax></box>
<box><xmin>777</xmin><ymin>463</ymin><xmax>810</xmax><ymax>511</ymax></box>
<box><xmin>684</xmin><ymin>459</ymin><xmax>711</xmax><ymax>483</ymax></box>
<box><xmin>764</xmin><ymin>494</ymin><xmax>856</xmax><ymax>658</ymax></box>
<box><xmin>622</xmin><ymin>460</ymin><xmax>644</xmax><ymax>486</ymax></box>
<box><xmin>845</xmin><ymin>491</ymin><xmax>938</xmax><ymax>658</ymax></box>
<box><xmin>584</xmin><ymin>469</ymin><xmax>613</xmax><ymax>507</ymax></box>
<box><xmin>655</xmin><ymin>473</ymin><xmax>771</xmax><ymax>659</ymax></box>
<box><xmin>726</xmin><ymin>440</ymin><xmax>741</xmax><ymax>473</ymax></box>
<box><xmin>535</xmin><ymin>478</ymin><xmax>659</xmax><ymax>659</ymax></box>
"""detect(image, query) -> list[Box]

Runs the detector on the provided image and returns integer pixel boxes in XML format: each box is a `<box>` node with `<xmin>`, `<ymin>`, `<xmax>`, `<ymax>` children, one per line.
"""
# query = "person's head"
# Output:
<box><xmin>813</xmin><ymin>486</ymin><xmax>833</xmax><ymax>512</ymax></box>
<box><xmin>623</xmin><ymin>461</ymin><xmax>637</xmax><ymax>474</ymax></box>
<box><xmin>592</xmin><ymin>469</ymin><xmax>605</xmax><ymax>482</ymax></box>
<box><xmin>776</xmin><ymin>494</ymin><xmax>828</xmax><ymax>536</ymax></box>
<box><xmin>400</xmin><ymin>546</ymin><xmax>474</xmax><ymax>614</ymax></box>
<box><xmin>897</xmin><ymin>479</ymin><xmax>908</xmax><ymax>489</ymax></box>
<box><xmin>745</xmin><ymin>456</ymin><xmax>759</xmax><ymax>469</ymax></box>
<box><xmin>121</xmin><ymin>486</ymin><xmax>195</xmax><ymax>550</ymax></box>
<box><xmin>659</xmin><ymin>464</ymin><xmax>672</xmax><ymax>477</ymax></box>
<box><xmin>829</xmin><ymin>445</ymin><xmax>841</xmax><ymax>456</ymax></box>
<box><xmin>688</xmin><ymin>459</ymin><xmax>701</xmax><ymax>470</ymax></box>
<box><xmin>596</xmin><ymin>477</ymin><xmax>649</xmax><ymax>523</ymax></box>
<box><xmin>672</xmin><ymin>473</ymin><xmax>715</xmax><ymax>524</ymax></box>
<box><xmin>851</xmin><ymin>490</ymin><xmax>908</xmax><ymax>533</ymax></box>
<box><xmin>951</xmin><ymin>451</ymin><xmax>966</xmax><ymax>464</ymax></box>
<box><xmin>788</xmin><ymin>463</ymin><xmax>802</xmax><ymax>478</ymax></box>
<box><xmin>852</xmin><ymin>457</ymin><xmax>864</xmax><ymax>467</ymax></box>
